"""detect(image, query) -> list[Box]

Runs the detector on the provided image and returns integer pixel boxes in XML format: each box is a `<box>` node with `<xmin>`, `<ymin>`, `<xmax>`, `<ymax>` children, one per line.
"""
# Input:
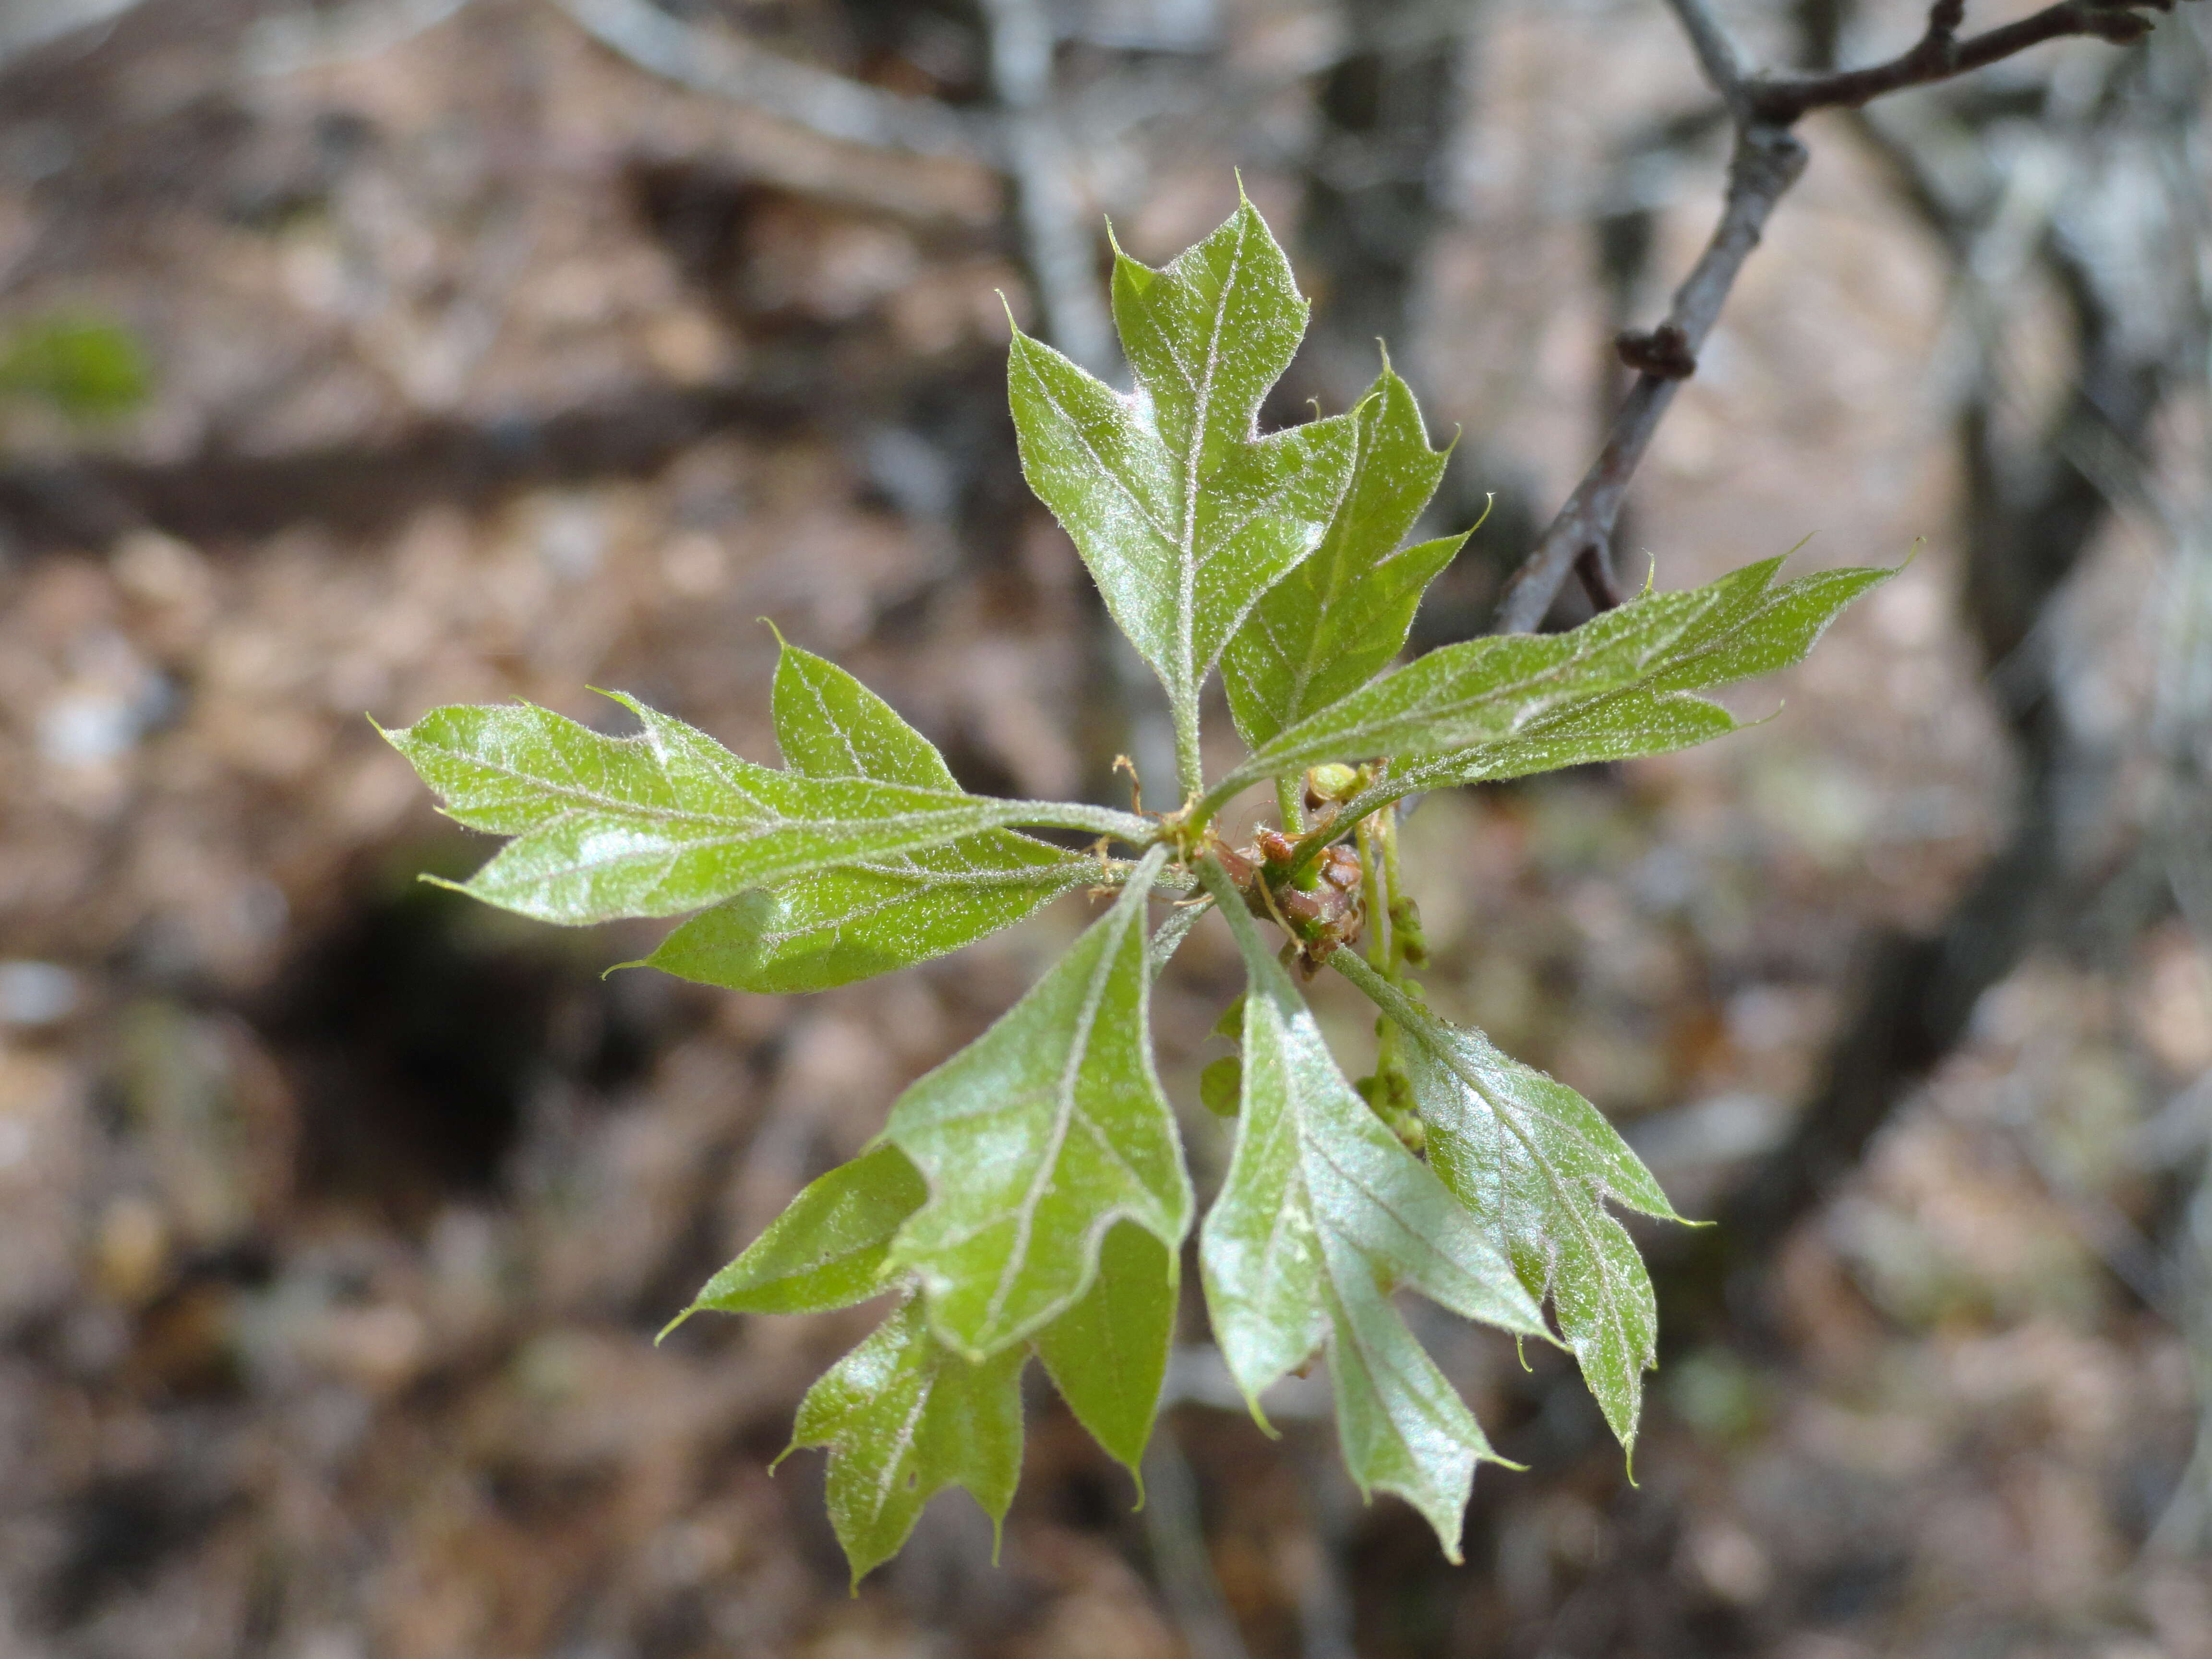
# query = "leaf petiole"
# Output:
<box><xmin>1326</xmin><ymin>945</ymin><xmax>1424</xmax><ymax>1034</ymax></box>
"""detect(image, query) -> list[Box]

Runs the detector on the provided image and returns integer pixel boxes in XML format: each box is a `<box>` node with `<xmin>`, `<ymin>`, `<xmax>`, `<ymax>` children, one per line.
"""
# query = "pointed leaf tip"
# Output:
<box><xmin>1016</xmin><ymin>194</ymin><xmax>1354</xmax><ymax>748</ymax></box>
<box><xmin>685</xmin><ymin>1143</ymin><xmax>925</xmax><ymax>1319</ymax></box>
<box><xmin>792</xmin><ymin>1299</ymin><xmax>1025</xmax><ymax>1584</ymax></box>
<box><xmin>1034</xmin><ymin>1223</ymin><xmax>1178</xmax><ymax>1479</ymax></box>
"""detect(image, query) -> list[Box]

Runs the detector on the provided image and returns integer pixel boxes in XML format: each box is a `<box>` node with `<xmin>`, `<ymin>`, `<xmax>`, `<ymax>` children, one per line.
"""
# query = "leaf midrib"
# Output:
<box><xmin>864</xmin><ymin>1357</ymin><xmax>937</xmax><ymax>1525</ymax></box>
<box><xmin>1236</xmin><ymin>592</ymin><xmax>1755</xmax><ymax>791</ymax></box>
<box><xmin>978</xmin><ymin>893</ymin><xmax>1135</xmax><ymax>1336</ymax></box>
<box><xmin>420</xmin><ymin>735</ymin><xmax>773</xmax><ymax>828</ymax></box>
<box><xmin>1173</xmin><ymin>212</ymin><xmax>1249</xmax><ymax>703</ymax></box>
<box><xmin>1419</xmin><ymin>1032</ymin><xmax>1649</xmax><ymax>1396</ymax></box>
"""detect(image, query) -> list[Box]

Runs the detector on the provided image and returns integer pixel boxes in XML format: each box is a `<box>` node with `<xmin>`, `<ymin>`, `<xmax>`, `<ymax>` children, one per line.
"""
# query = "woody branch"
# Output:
<box><xmin>1490</xmin><ymin>0</ymin><xmax>2193</xmax><ymax>636</ymax></box>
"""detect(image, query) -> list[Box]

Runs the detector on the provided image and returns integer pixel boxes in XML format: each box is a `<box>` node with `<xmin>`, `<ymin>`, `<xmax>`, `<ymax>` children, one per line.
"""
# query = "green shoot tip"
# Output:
<box><xmin>655</xmin><ymin>1306</ymin><xmax>697</xmax><ymax>1346</ymax></box>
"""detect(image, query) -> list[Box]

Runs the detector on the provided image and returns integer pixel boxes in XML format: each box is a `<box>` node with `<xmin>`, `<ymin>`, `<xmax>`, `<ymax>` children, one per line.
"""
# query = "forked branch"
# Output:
<box><xmin>1490</xmin><ymin>0</ymin><xmax>2192</xmax><ymax>635</ymax></box>
<box><xmin>1746</xmin><ymin>0</ymin><xmax>2180</xmax><ymax>123</ymax></box>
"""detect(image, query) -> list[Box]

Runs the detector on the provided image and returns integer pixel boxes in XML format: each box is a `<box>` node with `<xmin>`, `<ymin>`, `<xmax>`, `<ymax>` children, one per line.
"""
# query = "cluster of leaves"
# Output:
<box><xmin>386</xmin><ymin>197</ymin><xmax>1886</xmax><ymax>1581</ymax></box>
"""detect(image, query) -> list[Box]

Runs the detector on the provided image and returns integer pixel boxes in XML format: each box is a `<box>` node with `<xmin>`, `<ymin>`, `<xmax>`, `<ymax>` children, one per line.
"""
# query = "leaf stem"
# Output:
<box><xmin>1356</xmin><ymin>815</ymin><xmax>1390</xmax><ymax>978</ymax></box>
<box><xmin>1356</xmin><ymin>813</ymin><xmax>1401</xmax><ymax>1078</ymax></box>
<box><xmin>1174</xmin><ymin>694</ymin><xmax>1206</xmax><ymax>813</ymax></box>
<box><xmin>1379</xmin><ymin>805</ymin><xmax>1406</xmax><ymax>910</ymax></box>
<box><xmin>1274</xmin><ymin>775</ymin><xmax>1305</xmax><ymax>834</ymax></box>
<box><xmin>1328</xmin><ymin>946</ymin><xmax>1427</xmax><ymax>1037</ymax></box>
<box><xmin>1017</xmin><ymin>800</ymin><xmax>1168</xmax><ymax>845</ymax></box>
<box><xmin>1274</xmin><ymin>772</ymin><xmax>1419</xmax><ymax>885</ymax></box>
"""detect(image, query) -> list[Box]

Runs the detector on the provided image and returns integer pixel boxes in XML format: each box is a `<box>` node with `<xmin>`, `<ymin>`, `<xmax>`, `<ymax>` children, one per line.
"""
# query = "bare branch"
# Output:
<box><xmin>1488</xmin><ymin>0</ymin><xmax>2191</xmax><ymax>635</ymax></box>
<box><xmin>1748</xmin><ymin>0</ymin><xmax>2185</xmax><ymax>124</ymax></box>
<box><xmin>1492</xmin><ymin>122</ymin><xmax>1806</xmax><ymax>634</ymax></box>
<box><xmin>549</xmin><ymin>0</ymin><xmax>998</xmax><ymax>165</ymax></box>
<box><xmin>1661</xmin><ymin>0</ymin><xmax>1753</xmax><ymax>111</ymax></box>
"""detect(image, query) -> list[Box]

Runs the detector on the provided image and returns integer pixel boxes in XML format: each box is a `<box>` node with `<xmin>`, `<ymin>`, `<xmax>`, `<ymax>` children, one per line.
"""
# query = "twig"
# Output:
<box><xmin>1680</xmin><ymin>48</ymin><xmax>2197</xmax><ymax>1319</ymax></box>
<box><xmin>1747</xmin><ymin>0</ymin><xmax>2178</xmax><ymax>123</ymax></box>
<box><xmin>549</xmin><ymin>0</ymin><xmax>998</xmax><ymax>165</ymax></box>
<box><xmin>1493</xmin><ymin>120</ymin><xmax>1805</xmax><ymax>633</ymax></box>
<box><xmin>1490</xmin><ymin>0</ymin><xmax>2192</xmax><ymax>635</ymax></box>
<box><xmin>1662</xmin><ymin>0</ymin><xmax>1753</xmax><ymax>112</ymax></box>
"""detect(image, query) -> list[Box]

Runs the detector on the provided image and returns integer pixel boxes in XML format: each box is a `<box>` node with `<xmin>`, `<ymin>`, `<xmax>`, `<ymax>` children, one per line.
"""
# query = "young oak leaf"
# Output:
<box><xmin>1033</xmin><ymin>1221</ymin><xmax>1178</xmax><ymax>1482</ymax></box>
<box><xmin>788</xmin><ymin>1298</ymin><xmax>1025</xmax><ymax>1586</ymax></box>
<box><xmin>1223</xmin><ymin>359</ymin><xmax>1467</xmax><ymax>748</ymax></box>
<box><xmin>644</xmin><ymin>644</ymin><xmax>1095</xmax><ymax>992</ymax></box>
<box><xmin>1196</xmin><ymin>859</ymin><xmax>1551</xmax><ymax>1557</ymax></box>
<box><xmin>665</xmin><ymin>1143</ymin><xmax>925</xmax><ymax>1331</ymax></box>
<box><xmin>1335</xmin><ymin>954</ymin><xmax>1684</xmax><ymax>1450</ymax></box>
<box><xmin>885</xmin><ymin>845</ymin><xmax>1190</xmax><ymax>1359</ymax></box>
<box><xmin>1008</xmin><ymin>198</ymin><xmax>1359</xmax><ymax>770</ymax></box>
<box><xmin>664</xmin><ymin>1143</ymin><xmax>1177</xmax><ymax>1487</ymax></box>
<box><xmin>383</xmin><ymin>693</ymin><xmax>1144</xmax><ymax>926</ymax></box>
<box><xmin>1315</xmin><ymin>1249</ymin><xmax>1503</xmax><ymax>1561</ymax></box>
<box><xmin>1214</xmin><ymin>556</ymin><xmax>1890</xmax><ymax>801</ymax></box>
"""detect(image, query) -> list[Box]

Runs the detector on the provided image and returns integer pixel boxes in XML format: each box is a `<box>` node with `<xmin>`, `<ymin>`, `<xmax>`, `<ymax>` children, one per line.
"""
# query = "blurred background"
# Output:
<box><xmin>2</xmin><ymin>0</ymin><xmax>2211</xmax><ymax>1654</ymax></box>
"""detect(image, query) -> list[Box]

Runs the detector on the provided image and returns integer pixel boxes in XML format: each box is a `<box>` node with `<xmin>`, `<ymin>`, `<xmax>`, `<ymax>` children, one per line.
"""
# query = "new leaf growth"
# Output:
<box><xmin>386</xmin><ymin>197</ymin><xmax>1886</xmax><ymax>1579</ymax></box>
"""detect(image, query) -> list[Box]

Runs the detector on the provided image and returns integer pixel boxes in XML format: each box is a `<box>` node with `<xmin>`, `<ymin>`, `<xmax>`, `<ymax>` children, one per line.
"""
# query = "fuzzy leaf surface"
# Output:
<box><xmin>1223</xmin><ymin>362</ymin><xmax>1463</xmax><ymax>746</ymax></box>
<box><xmin>1317</xmin><ymin>1254</ymin><xmax>1501</xmax><ymax>1563</ymax></box>
<box><xmin>385</xmin><ymin>693</ymin><xmax>1142</xmax><ymax>925</ymax></box>
<box><xmin>791</xmin><ymin>1298</ymin><xmax>1024</xmax><ymax>1585</ymax></box>
<box><xmin>1033</xmin><ymin>1222</ymin><xmax>1177</xmax><ymax>1480</ymax></box>
<box><xmin>887</xmin><ymin>846</ymin><xmax>1189</xmax><ymax>1359</ymax></box>
<box><xmin>1008</xmin><ymin>201</ymin><xmax>1358</xmax><ymax>743</ymax></box>
<box><xmin>645</xmin><ymin>645</ymin><xmax>1093</xmax><ymax>990</ymax></box>
<box><xmin>675</xmin><ymin>1144</ymin><xmax>924</xmax><ymax>1323</ymax></box>
<box><xmin>1197</xmin><ymin>862</ymin><xmax>1549</xmax><ymax>1555</ymax></box>
<box><xmin>1217</xmin><ymin>558</ymin><xmax>1889</xmax><ymax>796</ymax></box>
<box><xmin>1366</xmin><ymin>973</ymin><xmax>1683</xmax><ymax>1450</ymax></box>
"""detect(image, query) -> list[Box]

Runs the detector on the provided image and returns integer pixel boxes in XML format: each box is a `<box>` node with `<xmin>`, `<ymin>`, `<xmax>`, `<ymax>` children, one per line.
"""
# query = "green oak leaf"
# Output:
<box><xmin>1401</xmin><ymin>1009</ymin><xmax>1683</xmax><ymax>1449</ymax></box>
<box><xmin>1034</xmin><ymin>1222</ymin><xmax>1178</xmax><ymax>1481</ymax></box>
<box><xmin>1008</xmin><ymin>198</ymin><xmax>1360</xmax><ymax>781</ymax></box>
<box><xmin>383</xmin><ymin>693</ymin><xmax>1143</xmax><ymax>925</ymax></box>
<box><xmin>1196</xmin><ymin>860</ymin><xmax>1550</xmax><ymax>1558</ymax></box>
<box><xmin>1223</xmin><ymin>360</ymin><xmax>1465</xmax><ymax>748</ymax></box>
<box><xmin>1213</xmin><ymin>557</ymin><xmax>1890</xmax><ymax>802</ymax></box>
<box><xmin>666</xmin><ymin>1143</ymin><xmax>925</xmax><ymax>1330</ymax></box>
<box><xmin>645</xmin><ymin>644</ymin><xmax>1095</xmax><ymax>991</ymax></box>
<box><xmin>887</xmin><ymin>845</ymin><xmax>1190</xmax><ymax>1358</ymax></box>
<box><xmin>789</xmin><ymin>1298</ymin><xmax>1025</xmax><ymax>1586</ymax></box>
<box><xmin>1334</xmin><ymin>953</ymin><xmax>1685</xmax><ymax>1451</ymax></box>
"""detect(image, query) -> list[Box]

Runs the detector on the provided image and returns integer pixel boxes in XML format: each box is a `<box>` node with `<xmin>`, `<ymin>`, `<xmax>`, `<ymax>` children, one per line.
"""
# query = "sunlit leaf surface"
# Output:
<box><xmin>646</xmin><ymin>644</ymin><xmax>1094</xmax><ymax>990</ymax></box>
<box><xmin>888</xmin><ymin>846</ymin><xmax>1190</xmax><ymax>1358</ymax></box>
<box><xmin>1224</xmin><ymin>361</ymin><xmax>1464</xmax><ymax>748</ymax></box>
